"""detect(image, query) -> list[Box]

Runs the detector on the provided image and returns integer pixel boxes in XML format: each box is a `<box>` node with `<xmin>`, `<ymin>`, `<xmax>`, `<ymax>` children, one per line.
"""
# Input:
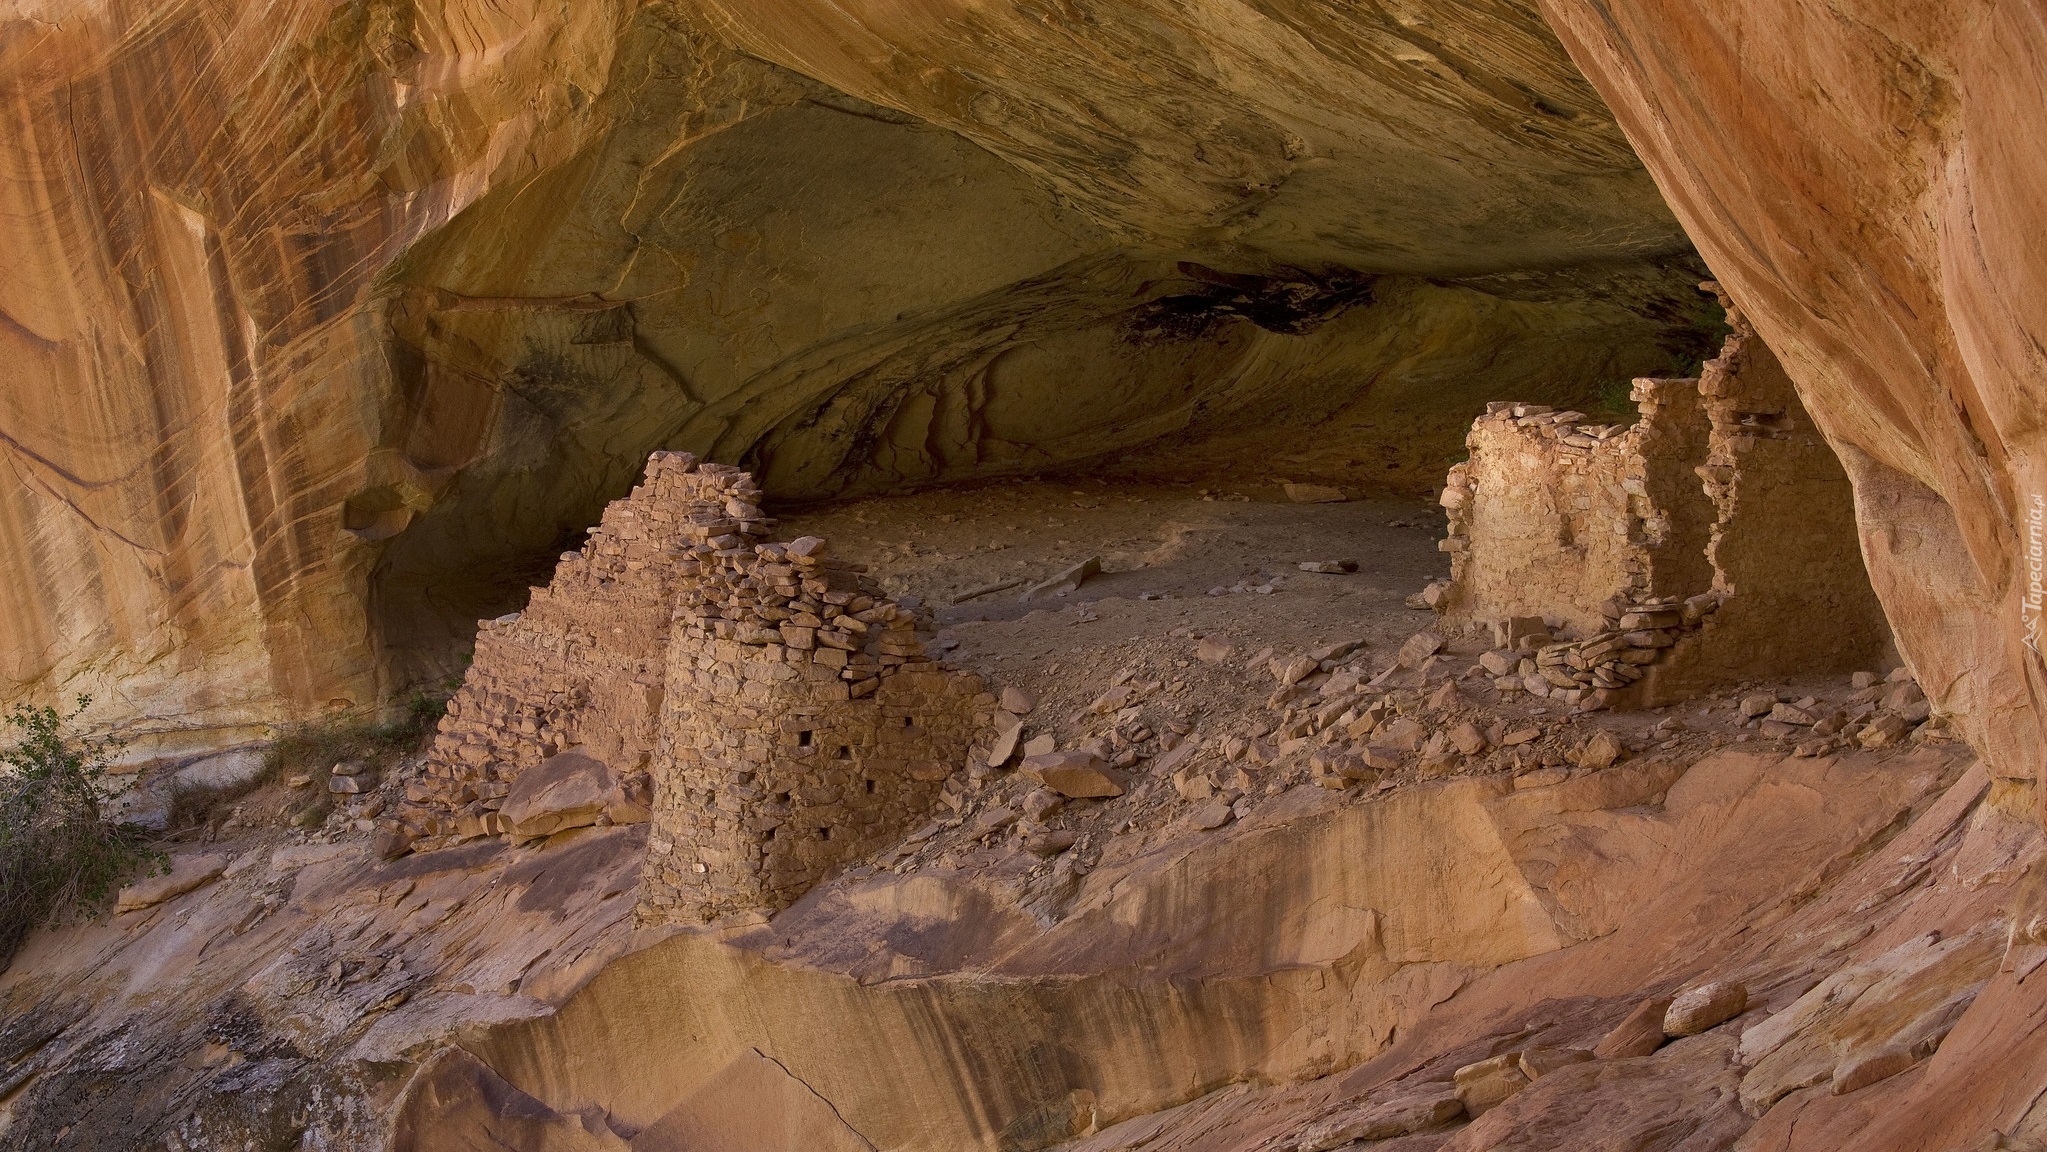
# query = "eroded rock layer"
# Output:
<box><xmin>0</xmin><ymin>0</ymin><xmax>1707</xmax><ymax>747</ymax></box>
<box><xmin>1539</xmin><ymin>0</ymin><xmax>2047</xmax><ymax>794</ymax></box>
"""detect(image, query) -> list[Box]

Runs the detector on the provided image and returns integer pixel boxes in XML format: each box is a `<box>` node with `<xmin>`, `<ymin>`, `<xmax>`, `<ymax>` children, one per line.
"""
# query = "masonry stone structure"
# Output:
<box><xmin>1668</xmin><ymin>283</ymin><xmax>1897</xmax><ymax>691</ymax></box>
<box><xmin>1437</xmin><ymin>376</ymin><xmax>1715</xmax><ymax>635</ymax></box>
<box><xmin>639</xmin><ymin>535</ymin><xmax>986</xmax><ymax>925</ymax></box>
<box><xmin>398</xmin><ymin>451</ymin><xmax>988</xmax><ymax>926</ymax></box>
<box><xmin>406</xmin><ymin>453</ymin><xmax>757</xmax><ymax>827</ymax></box>
<box><xmin>1434</xmin><ymin>285</ymin><xmax>1893</xmax><ymax>705</ymax></box>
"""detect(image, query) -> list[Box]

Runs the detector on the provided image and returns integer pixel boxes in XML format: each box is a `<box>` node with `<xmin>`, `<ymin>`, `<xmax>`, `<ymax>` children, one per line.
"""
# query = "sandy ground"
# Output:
<box><xmin>783</xmin><ymin>480</ymin><xmax>1446</xmax><ymax>749</ymax></box>
<box><xmin>776</xmin><ymin>479</ymin><xmax>1937</xmax><ymax>896</ymax></box>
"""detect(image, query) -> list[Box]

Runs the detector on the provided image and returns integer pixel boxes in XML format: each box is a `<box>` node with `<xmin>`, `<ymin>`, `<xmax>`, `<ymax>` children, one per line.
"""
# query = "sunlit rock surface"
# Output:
<box><xmin>0</xmin><ymin>0</ymin><xmax>1707</xmax><ymax>744</ymax></box>
<box><xmin>1540</xmin><ymin>0</ymin><xmax>2047</xmax><ymax>792</ymax></box>
<box><xmin>7</xmin><ymin>3</ymin><xmax>2047</xmax><ymax>1151</ymax></box>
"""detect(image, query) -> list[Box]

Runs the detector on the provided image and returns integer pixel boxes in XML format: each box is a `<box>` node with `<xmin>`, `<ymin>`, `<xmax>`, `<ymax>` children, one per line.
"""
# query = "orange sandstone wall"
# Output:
<box><xmin>0</xmin><ymin>0</ymin><xmax>632</xmax><ymax>755</ymax></box>
<box><xmin>1540</xmin><ymin>0</ymin><xmax>2047</xmax><ymax>792</ymax></box>
<box><xmin>0</xmin><ymin>0</ymin><xmax>1706</xmax><ymax>753</ymax></box>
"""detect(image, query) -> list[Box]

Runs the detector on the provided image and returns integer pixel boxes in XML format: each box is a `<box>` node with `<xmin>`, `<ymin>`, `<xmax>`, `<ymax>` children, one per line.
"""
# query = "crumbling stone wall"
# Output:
<box><xmin>398</xmin><ymin>453</ymin><xmax>984</xmax><ymax>925</ymax></box>
<box><xmin>403</xmin><ymin>453</ymin><xmax>767</xmax><ymax>839</ymax></box>
<box><xmin>1436</xmin><ymin>285</ymin><xmax>1891</xmax><ymax>702</ymax></box>
<box><xmin>1647</xmin><ymin>285</ymin><xmax>1894</xmax><ymax>695</ymax></box>
<box><xmin>1438</xmin><ymin>377</ymin><xmax>1715</xmax><ymax>636</ymax></box>
<box><xmin>640</xmin><ymin>552</ymin><xmax>986</xmax><ymax>922</ymax></box>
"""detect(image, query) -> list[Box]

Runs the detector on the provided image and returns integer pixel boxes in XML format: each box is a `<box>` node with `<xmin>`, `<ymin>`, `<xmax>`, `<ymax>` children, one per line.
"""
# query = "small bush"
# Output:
<box><xmin>0</xmin><ymin>698</ymin><xmax>161</xmax><ymax>967</ymax></box>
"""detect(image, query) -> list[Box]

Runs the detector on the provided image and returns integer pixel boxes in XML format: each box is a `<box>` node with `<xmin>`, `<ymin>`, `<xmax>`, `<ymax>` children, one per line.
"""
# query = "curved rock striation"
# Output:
<box><xmin>0</xmin><ymin>0</ymin><xmax>1707</xmax><ymax>746</ymax></box>
<box><xmin>1539</xmin><ymin>0</ymin><xmax>2047</xmax><ymax>793</ymax></box>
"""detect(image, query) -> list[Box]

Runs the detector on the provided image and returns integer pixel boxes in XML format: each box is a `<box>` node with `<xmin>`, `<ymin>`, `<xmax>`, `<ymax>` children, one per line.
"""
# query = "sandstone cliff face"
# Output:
<box><xmin>0</xmin><ymin>0</ymin><xmax>641</xmax><ymax>753</ymax></box>
<box><xmin>0</xmin><ymin>0</ymin><xmax>1708</xmax><ymax>747</ymax></box>
<box><xmin>1539</xmin><ymin>0</ymin><xmax>2047</xmax><ymax>794</ymax></box>
<box><xmin>10</xmin><ymin>5</ymin><xmax>2047</xmax><ymax>1149</ymax></box>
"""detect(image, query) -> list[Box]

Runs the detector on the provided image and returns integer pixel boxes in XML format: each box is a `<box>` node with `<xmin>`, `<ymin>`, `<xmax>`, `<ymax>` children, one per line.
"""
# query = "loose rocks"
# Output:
<box><xmin>1453</xmin><ymin>1053</ymin><xmax>1531</xmax><ymax>1116</ymax></box>
<box><xmin>1576</xmin><ymin>730</ymin><xmax>1625</xmax><ymax>770</ymax></box>
<box><xmin>1518</xmin><ymin>1046</ymin><xmax>1595</xmax><ymax>1079</ymax></box>
<box><xmin>116</xmin><ymin>854</ymin><xmax>228</xmax><ymax>913</ymax></box>
<box><xmin>1022</xmin><ymin>556</ymin><xmax>1102</xmax><ymax>600</ymax></box>
<box><xmin>1398</xmin><ymin>632</ymin><xmax>1444</xmax><ymax>667</ymax></box>
<box><xmin>1449</xmin><ymin>722</ymin><xmax>1489</xmax><ymax>756</ymax></box>
<box><xmin>1284</xmin><ymin>483</ymin><xmax>1349</xmax><ymax>503</ymax></box>
<box><xmin>1272</xmin><ymin>655</ymin><xmax>1320</xmax><ymax>685</ymax></box>
<box><xmin>1291</xmin><ymin>1089</ymin><xmax>1464</xmax><ymax>1151</ymax></box>
<box><xmin>1594</xmin><ymin>996</ymin><xmax>1676</xmax><ymax>1058</ymax></box>
<box><xmin>986</xmin><ymin>718</ymin><xmax>1025</xmax><ymax>769</ymax></box>
<box><xmin>500</xmin><ymin>751</ymin><xmax>617</xmax><ymax>839</ymax></box>
<box><xmin>1023</xmin><ymin>830</ymin><xmax>1078</xmax><ymax>857</ymax></box>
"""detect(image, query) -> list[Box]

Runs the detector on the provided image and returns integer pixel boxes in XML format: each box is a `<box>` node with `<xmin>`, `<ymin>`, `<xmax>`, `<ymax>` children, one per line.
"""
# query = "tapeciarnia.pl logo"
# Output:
<box><xmin>2027</xmin><ymin>493</ymin><xmax>2045</xmax><ymax>660</ymax></box>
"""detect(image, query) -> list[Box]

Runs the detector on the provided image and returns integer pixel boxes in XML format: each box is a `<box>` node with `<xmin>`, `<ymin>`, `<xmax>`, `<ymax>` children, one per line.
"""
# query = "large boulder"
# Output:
<box><xmin>500</xmin><ymin>753</ymin><xmax>617</xmax><ymax>840</ymax></box>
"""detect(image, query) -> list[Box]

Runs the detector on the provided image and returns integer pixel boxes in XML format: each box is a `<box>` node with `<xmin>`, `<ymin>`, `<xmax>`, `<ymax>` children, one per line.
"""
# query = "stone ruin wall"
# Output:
<box><xmin>637</xmin><ymin>530</ymin><xmax>987</xmax><ymax>926</ymax></box>
<box><xmin>1436</xmin><ymin>285</ymin><xmax>1892</xmax><ymax>706</ymax></box>
<box><xmin>1439</xmin><ymin>376</ymin><xmax>1715</xmax><ymax>635</ymax></box>
<box><xmin>1659</xmin><ymin>284</ymin><xmax>1895</xmax><ymax>693</ymax></box>
<box><xmin>402</xmin><ymin>453</ymin><xmax>769</xmax><ymax>837</ymax></box>
<box><xmin>397</xmin><ymin>452</ymin><xmax>986</xmax><ymax>925</ymax></box>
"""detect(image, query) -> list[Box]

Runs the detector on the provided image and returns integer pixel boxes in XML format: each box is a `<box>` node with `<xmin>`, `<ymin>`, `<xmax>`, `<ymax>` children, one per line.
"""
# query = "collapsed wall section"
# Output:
<box><xmin>640</xmin><ymin>546</ymin><xmax>986</xmax><ymax>924</ymax></box>
<box><xmin>1438</xmin><ymin>377</ymin><xmax>1714</xmax><ymax>635</ymax></box>
<box><xmin>395</xmin><ymin>452</ymin><xmax>984</xmax><ymax>924</ymax></box>
<box><xmin>1434</xmin><ymin>286</ymin><xmax>1891</xmax><ymax>704</ymax></box>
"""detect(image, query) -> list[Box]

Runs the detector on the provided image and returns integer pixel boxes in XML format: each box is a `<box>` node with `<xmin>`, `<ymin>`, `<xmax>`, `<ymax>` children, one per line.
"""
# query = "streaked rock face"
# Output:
<box><xmin>1541</xmin><ymin>0</ymin><xmax>2047</xmax><ymax>791</ymax></box>
<box><xmin>0</xmin><ymin>1</ymin><xmax>1705</xmax><ymax>745</ymax></box>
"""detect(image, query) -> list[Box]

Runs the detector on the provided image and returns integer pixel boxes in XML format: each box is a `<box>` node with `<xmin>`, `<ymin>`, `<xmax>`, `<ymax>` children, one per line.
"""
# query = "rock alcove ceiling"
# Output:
<box><xmin>0</xmin><ymin>0</ymin><xmax>1718</xmax><ymax>753</ymax></box>
<box><xmin>5</xmin><ymin>3</ymin><xmax>2047</xmax><ymax>1151</ymax></box>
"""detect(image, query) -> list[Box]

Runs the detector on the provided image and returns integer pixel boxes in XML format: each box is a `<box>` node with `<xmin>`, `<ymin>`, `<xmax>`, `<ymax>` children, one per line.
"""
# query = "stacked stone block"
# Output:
<box><xmin>637</xmin><ymin>536</ymin><xmax>990</xmax><ymax>925</ymax></box>
<box><xmin>1505</xmin><ymin>592</ymin><xmax>1727</xmax><ymax>708</ymax></box>
<box><xmin>401</xmin><ymin>452</ymin><xmax>769</xmax><ymax>842</ymax></box>
<box><xmin>1435</xmin><ymin>376</ymin><xmax>1712</xmax><ymax>635</ymax></box>
<box><xmin>1434</xmin><ymin>283</ymin><xmax>1891</xmax><ymax>703</ymax></box>
<box><xmin>1661</xmin><ymin>283</ymin><xmax>1894</xmax><ymax>690</ymax></box>
<box><xmin>395</xmin><ymin>450</ymin><xmax>986</xmax><ymax>926</ymax></box>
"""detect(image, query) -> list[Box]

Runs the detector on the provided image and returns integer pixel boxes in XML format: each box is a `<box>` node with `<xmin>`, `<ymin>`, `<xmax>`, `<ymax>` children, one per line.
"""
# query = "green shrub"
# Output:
<box><xmin>0</xmin><ymin>698</ymin><xmax>161</xmax><ymax>967</ymax></box>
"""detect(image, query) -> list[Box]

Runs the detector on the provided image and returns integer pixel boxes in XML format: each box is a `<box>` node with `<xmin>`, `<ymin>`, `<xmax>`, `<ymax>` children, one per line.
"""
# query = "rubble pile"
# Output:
<box><xmin>1497</xmin><ymin>591</ymin><xmax>1726</xmax><ymax>708</ymax></box>
<box><xmin>872</xmin><ymin>597</ymin><xmax>1952</xmax><ymax>910</ymax></box>
<box><xmin>390</xmin><ymin>452</ymin><xmax>989</xmax><ymax>925</ymax></box>
<box><xmin>641</xmin><ymin>535</ymin><xmax>989</xmax><ymax>925</ymax></box>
